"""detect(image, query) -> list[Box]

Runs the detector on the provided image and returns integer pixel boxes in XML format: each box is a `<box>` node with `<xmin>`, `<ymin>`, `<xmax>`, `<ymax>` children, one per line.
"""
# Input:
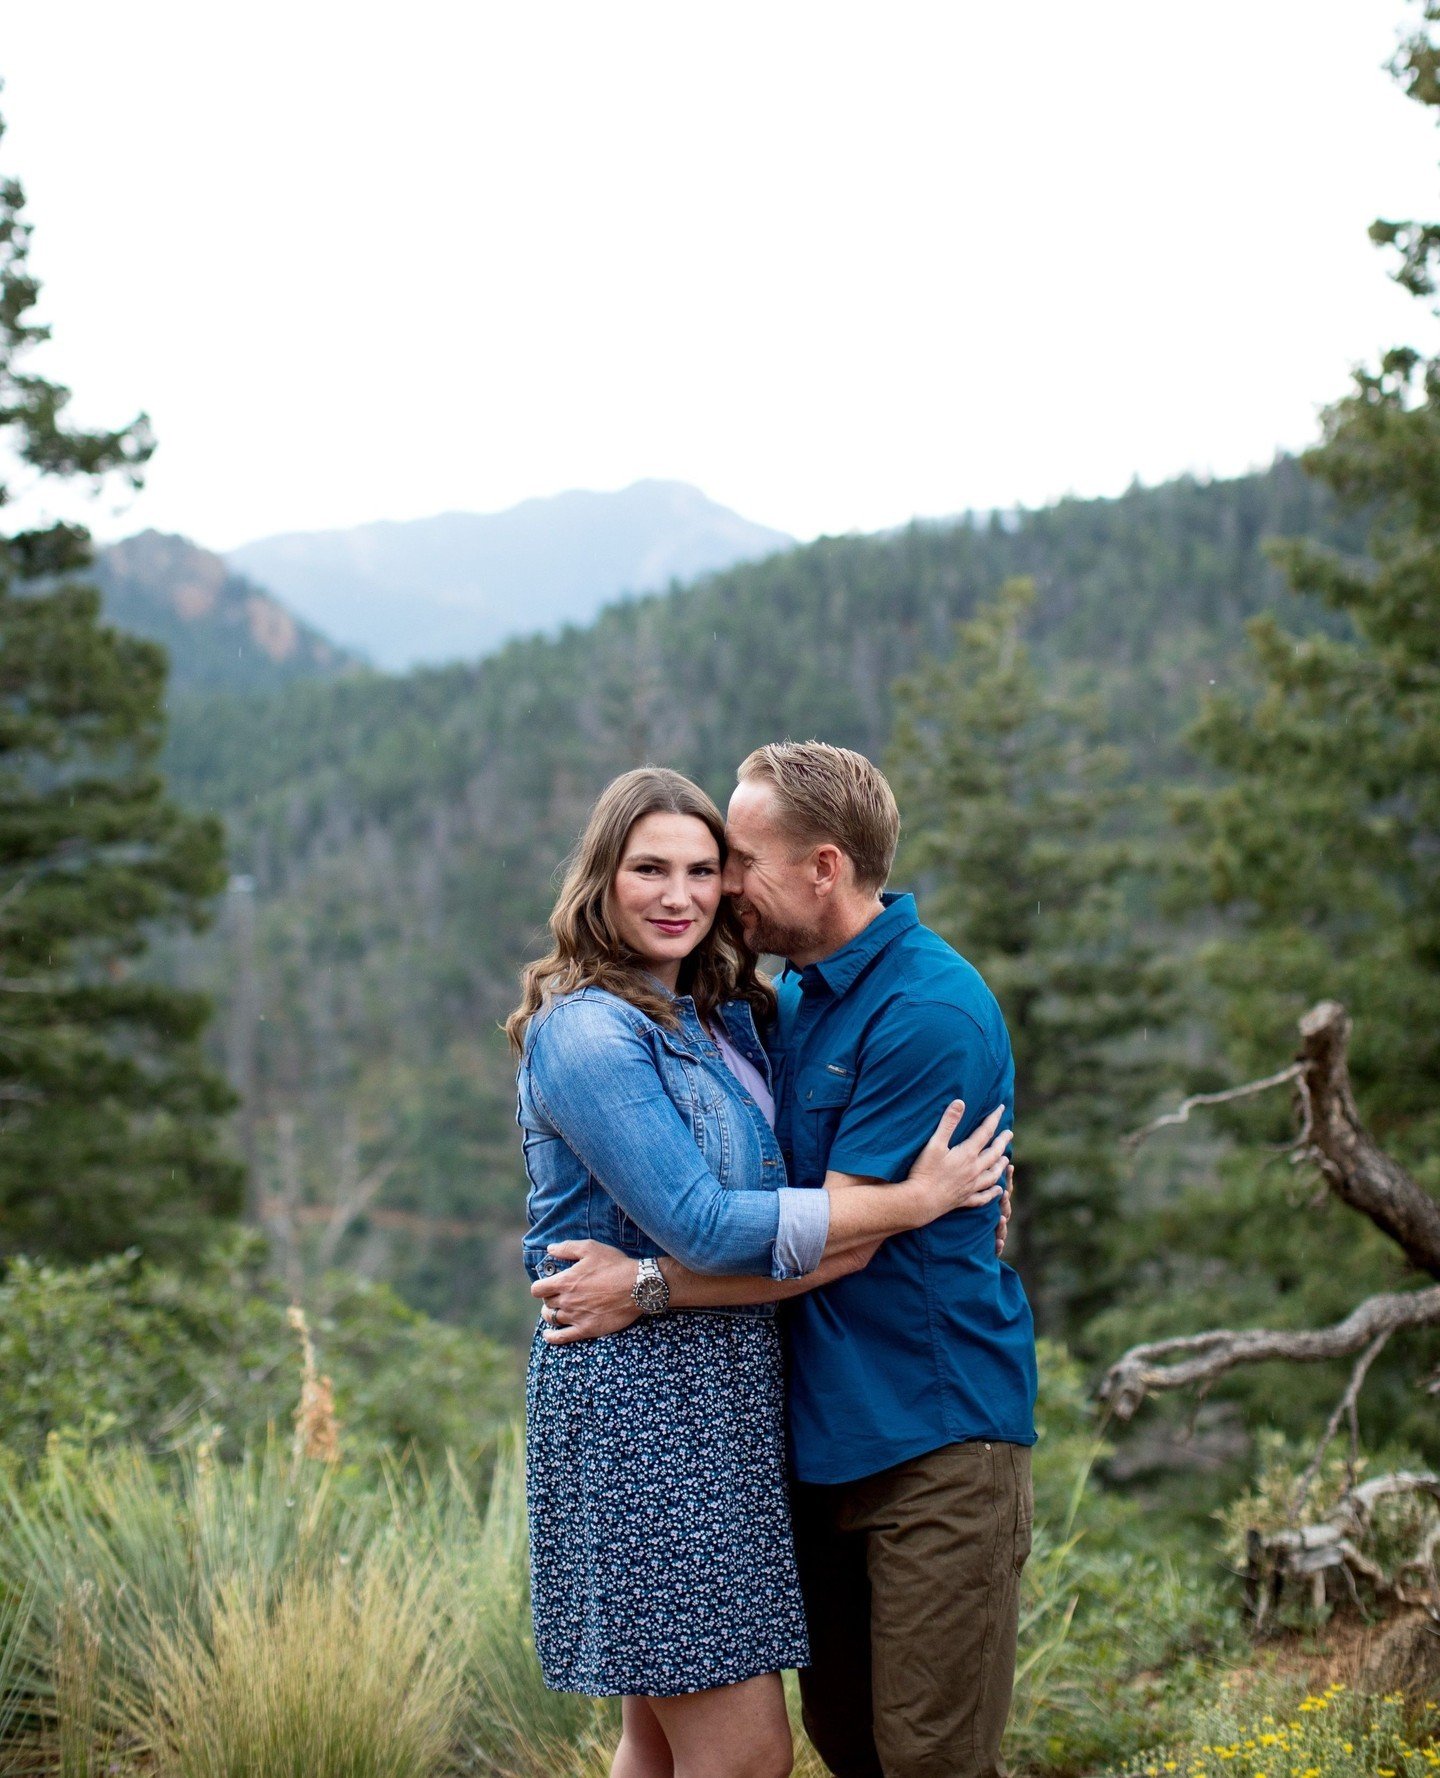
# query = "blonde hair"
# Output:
<box><xmin>505</xmin><ymin>767</ymin><xmax>775</xmax><ymax>1052</ymax></box>
<box><xmin>737</xmin><ymin>741</ymin><xmax>900</xmax><ymax>893</ymax></box>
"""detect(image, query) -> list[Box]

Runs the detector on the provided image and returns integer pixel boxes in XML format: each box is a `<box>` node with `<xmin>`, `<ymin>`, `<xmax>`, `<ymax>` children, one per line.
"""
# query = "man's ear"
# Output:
<box><xmin>811</xmin><ymin>843</ymin><xmax>846</xmax><ymax>899</ymax></box>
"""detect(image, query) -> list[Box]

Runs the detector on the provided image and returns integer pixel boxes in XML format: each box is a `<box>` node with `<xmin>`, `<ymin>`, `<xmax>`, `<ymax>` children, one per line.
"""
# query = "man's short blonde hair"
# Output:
<box><xmin>738</xmin><ymin>741</ymin><xmax>900</xmax><ymax>893</ymax></box>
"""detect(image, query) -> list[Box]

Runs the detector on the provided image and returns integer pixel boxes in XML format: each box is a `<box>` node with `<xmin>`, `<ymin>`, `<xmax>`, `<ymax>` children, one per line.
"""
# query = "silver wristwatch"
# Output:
<box><xmin>631</xmin><ymin>1257</ymin><xmax>670</xmax><ymax>1316</ymax></box>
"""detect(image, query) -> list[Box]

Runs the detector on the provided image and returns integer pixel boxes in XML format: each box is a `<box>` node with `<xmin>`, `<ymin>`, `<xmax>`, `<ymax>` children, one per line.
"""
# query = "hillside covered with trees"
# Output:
<box><xmin>159</xmin><ymin>458</ymin><xmax>1364</xmax><ymax>1339</ymax></box>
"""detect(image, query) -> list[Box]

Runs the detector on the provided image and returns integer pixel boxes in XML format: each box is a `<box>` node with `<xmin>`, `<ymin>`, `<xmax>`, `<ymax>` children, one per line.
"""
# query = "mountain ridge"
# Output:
<box><xmin>92</xmin><ymin>531</ymin><xmax>360</xmax><ymax>694</ymax></box>
<box><xmin>224</xmin><ymin>479</ymin><xmax>794</xmax><ymax>670</ymax></box>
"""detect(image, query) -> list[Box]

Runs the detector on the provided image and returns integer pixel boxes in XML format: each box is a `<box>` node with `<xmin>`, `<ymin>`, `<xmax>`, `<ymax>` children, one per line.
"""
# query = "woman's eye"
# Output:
<box><xmin>691</xmin><ymin>866</ymin><xmax>717</xmax><ymax>878</ymax></box>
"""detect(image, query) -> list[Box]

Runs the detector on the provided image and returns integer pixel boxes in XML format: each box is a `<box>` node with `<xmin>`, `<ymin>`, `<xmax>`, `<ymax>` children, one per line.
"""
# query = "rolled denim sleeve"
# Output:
<box><xmin>528</xmin><ymin>997</ymin><xmax>814</xmax><ymax>1278</ymax></box>
<box><xmin>773</xmin><ymin>1186</ymin><xmax>830</xmax><ymax>1279</ymax></box>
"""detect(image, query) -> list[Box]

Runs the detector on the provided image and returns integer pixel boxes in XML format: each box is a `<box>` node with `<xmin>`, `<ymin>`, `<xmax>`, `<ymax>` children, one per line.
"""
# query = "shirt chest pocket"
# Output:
<box><xmin>794</xmin><ymin>1064</ymin><xmax>855</xmax><ymax>1181</ymax></box>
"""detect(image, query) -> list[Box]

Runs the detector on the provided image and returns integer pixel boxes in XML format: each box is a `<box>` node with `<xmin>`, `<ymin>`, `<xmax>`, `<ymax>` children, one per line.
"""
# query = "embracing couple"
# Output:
<box><xmin>507</xmin><ymin>742</ymin><xmax>1037</xmax><ymax>1778</ymax></box>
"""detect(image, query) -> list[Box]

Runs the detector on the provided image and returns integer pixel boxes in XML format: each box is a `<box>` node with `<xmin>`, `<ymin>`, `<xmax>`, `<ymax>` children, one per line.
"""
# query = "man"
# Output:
<box><xmin>533</xmin><ymin>741</ymin><xmax>1037</xmax><ymax>1778</ymax></box>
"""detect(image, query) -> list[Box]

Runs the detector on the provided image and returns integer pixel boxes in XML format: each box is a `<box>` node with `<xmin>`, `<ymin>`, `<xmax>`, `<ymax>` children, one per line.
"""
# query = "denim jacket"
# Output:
<box><xmin>517</xmin><ymin>986</ymin><xmax>830</xmax><ymax>1313</ymax></box>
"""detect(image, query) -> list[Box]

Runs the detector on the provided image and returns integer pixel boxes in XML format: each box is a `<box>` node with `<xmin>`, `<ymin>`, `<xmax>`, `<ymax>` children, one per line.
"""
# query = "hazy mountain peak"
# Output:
<box><xmin>224</xmin><ymin>481</ymin><xmax>795</xmax><ymax>670</ymax></box>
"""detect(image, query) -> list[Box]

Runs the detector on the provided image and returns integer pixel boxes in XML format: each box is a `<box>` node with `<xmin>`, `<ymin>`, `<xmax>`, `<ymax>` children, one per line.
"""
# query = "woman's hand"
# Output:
<box><xmin>904</xmin><ymin>1101</ymin><xmax>1012</xmax><ymax>1223</ymax></box>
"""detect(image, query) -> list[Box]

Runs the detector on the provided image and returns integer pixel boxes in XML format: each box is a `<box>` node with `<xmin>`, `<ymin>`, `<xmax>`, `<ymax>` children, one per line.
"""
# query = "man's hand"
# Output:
<box><xmin>530</xmin><ymin>1239</ymin><xmax>642</xmax><ymax>1344</ymax></box>
<box><xmin>996</xmin><ymin>1163</ymin><xmax>1014</xmax><ymax>1259</ymax></box>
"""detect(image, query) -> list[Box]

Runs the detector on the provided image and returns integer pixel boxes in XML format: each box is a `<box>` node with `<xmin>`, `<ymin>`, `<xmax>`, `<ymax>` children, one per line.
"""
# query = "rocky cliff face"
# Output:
<box><xmin>93</xmin><ymin>531</ymin><xmax>360</xmax><ymax>693</ymax></box>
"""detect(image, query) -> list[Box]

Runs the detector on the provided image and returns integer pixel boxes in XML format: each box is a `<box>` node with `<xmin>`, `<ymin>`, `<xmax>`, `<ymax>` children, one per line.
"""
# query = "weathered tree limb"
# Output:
<box><xmin>1126</xmin><ymin>1001</ymin><xmax>1440</xmax><ymax>1277</ymax></box>
<box><xmin>1292</xmin><ymin>1328</ymin><xmax>1394</xmax><ymax>1515</ymax></box>
<box><xmin>1125</xmin><ymin>1063</ymin><xmax>1303</xmax><ymax>1151</ymax></box>
<box><xmin>1295</xmin><ymin>1001</ymin><xmax>1440</xmax><ymax>1278</ymax></box>
<box><xmin>1099</xmin><ymin>1284</ymin><xmax>1440</xmax><ymax>1421</ymax></box>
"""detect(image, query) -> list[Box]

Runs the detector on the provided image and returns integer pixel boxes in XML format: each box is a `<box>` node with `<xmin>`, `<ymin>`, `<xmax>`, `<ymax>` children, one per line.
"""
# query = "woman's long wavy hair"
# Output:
<box><xmin>505</xmin><ymin>767</ymin><xmax>776</xmax><ymax>1053</ymax></box>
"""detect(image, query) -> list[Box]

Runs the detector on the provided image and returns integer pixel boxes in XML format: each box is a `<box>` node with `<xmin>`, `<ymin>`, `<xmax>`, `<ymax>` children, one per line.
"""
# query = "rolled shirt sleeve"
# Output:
<box><xmin>528</xmin><ymin>996</ymin><xmax>824</xmax><ymax>1278</ymax></box>
<box><xmin>773</xmin><ymin>1185</ymin><xmax>830</xmax><ymax>1279</ymax></box>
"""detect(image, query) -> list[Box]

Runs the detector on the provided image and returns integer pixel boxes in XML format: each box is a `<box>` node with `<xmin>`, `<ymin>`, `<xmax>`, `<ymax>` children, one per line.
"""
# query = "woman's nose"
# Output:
<box><xmin>659</xmin><ymin>876</ymin><xmax>689</xmax><ymax>907</ymax></box>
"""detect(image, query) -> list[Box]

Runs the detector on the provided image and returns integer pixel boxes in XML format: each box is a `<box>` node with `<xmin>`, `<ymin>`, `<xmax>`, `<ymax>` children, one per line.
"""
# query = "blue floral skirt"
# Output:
<box><xmin>525</xmin><ymin>1311</ymin><xmax>811</xmax><ymax>1697</ymax></box>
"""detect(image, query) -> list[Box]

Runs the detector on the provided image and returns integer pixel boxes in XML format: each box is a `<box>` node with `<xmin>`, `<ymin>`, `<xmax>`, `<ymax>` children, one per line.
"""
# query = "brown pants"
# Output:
<box><xmin>792</xmin><ymin>1441</ymin><xmax>1033</xmax><ymax>1778</ymax></box>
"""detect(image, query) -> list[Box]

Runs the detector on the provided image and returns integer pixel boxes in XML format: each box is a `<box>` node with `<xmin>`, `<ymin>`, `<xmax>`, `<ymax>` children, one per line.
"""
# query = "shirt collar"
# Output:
<box><xmin>787</xmin><ymin>891</ymin><xmax>918</xmax><ymax>1000</ymax></box>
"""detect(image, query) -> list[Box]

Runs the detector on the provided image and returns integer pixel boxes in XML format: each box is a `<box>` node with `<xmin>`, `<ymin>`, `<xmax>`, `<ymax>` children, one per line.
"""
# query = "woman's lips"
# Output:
<box><xmin>648</xmin><ymin>918</ymin><xmax>692</xmax><ymax>935</ymax></box>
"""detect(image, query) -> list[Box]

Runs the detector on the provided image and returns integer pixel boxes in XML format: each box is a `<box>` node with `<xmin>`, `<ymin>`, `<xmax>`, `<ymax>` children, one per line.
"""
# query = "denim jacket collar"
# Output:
<box><xmin>622</xmin><ymin>975</ymin><xmax>772</xmax><ymax>1080</ymax></box>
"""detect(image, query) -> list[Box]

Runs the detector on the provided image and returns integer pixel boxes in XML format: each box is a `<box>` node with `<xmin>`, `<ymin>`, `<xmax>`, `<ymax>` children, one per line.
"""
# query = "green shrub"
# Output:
<box><xmin>1000</xmin><ymin>1341</ymin><xmax>1247</xmax><ymax>1776</ymax></box>
<box><xmin>0</xmin><ymin>1237</ymin><xmax>512</xmax><ymax>1473</ymax></box>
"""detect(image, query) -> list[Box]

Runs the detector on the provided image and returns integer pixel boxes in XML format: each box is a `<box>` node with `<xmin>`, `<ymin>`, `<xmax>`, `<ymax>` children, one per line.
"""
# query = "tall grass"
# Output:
<box><xmin>0</xmin><ymin>1409</ymin><xmax>1242</xmax><ymax>1778</ymax></box>
<box><xmin>142</xmin><ymin>1567</ymin><xmax>462</xmax><ymax>1778</ymax></box>
<box><xmin>425</xmin><ymin>1436</ymin><xmax>617</xmax><ymax>1778</ymax></box>
<box><xmin>0</xmin><ymin>1584</ymin><xmax>34</xmax><ymax>1753</ymax></box>
<box><xmin>0</xmin><ymin>1429</ymin><xmax>616</xmax><ymax>1777</ymax></box>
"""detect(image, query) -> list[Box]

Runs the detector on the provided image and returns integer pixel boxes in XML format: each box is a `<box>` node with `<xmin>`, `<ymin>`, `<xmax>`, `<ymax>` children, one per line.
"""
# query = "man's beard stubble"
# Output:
<box><xmin>733</xmin><ymin>900</ymin><xmax>824</xmax><ymax>966</ymax></box>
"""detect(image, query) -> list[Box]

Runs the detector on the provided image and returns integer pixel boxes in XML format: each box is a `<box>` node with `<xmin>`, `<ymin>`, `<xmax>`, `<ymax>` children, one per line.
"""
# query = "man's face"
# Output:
<box><xmin>723</xmin><ymin>778</ymin><xmax>825</xmax><ymax>961</ymax></box>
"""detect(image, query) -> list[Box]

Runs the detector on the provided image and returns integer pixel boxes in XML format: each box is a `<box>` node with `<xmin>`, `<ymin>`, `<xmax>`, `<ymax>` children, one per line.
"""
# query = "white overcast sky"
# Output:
<box><xmin>3</xmin><ymin>3</ymin><xmax>1437</xmax><ymax>550</ymax></box>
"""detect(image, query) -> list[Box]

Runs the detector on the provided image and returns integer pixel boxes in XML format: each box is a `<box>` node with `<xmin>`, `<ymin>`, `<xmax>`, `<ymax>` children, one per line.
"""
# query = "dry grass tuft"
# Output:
<box><xmin>140</xmin><ymin>1564</ymin><xmax>462</xmax><ymax>1778</ymax></box>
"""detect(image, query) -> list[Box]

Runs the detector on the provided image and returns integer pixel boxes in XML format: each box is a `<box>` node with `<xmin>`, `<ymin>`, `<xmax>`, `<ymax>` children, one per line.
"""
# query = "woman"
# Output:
<box><xmin>508</xmin><ymin>767</ymin><xmax>1010</xmax><ymax>1778</ymax></box>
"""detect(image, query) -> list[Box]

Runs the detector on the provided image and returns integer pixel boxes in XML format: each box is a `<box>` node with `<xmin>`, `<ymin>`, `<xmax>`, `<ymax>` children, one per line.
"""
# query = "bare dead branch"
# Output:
<box><xmin>1124</xmin><ymin>1004</ymin><xmax>1440</xmax><ymax>1282</ymax></box>
<box><xmin>314</xmin><ymin>1159</ymin><xmax>397</xmax><ymax>1273</ymax></box>
<box><xmin>1125</xmin><ymin>1063</ymin><xmax>1303</xmax><ymax>1152</ymax></box>
<box><xmin>1291</xmin><ymin>1328</ymin><xmax>1394</xmax><ymax>1516</ymax></box>
<box><xmin>1099</xmin><ymin>1283</ymin><xmax>1440</xmax><ymax>1421</ymax></box>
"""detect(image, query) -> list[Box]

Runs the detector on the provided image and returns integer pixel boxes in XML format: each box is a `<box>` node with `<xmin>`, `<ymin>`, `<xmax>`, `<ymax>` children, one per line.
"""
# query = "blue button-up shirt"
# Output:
<box><xmin>772</xmin><ymin>893</ymin><xmax>1037</xmax><ymax>1485</ymax></box>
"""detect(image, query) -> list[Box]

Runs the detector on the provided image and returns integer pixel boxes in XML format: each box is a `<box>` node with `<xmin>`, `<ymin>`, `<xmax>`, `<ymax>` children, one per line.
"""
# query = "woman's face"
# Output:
<box><xmin>609</xmin><ymin>811</ymin><xmax>723</xmax><ymax>988</ymax></box>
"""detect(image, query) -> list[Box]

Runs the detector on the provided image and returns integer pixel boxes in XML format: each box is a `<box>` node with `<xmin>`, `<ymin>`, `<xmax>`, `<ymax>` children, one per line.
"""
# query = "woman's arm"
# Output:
<box><xmin>531</xmin><ymin>1112</ymin><xmax>1013</xmax><ymax>1342</ymax></box>
<box><xmin>531</xmin><ymin>997</ymin><xmax>1010</xmax><ymax>1281</ymax></box>
<box><xmin>527</xmin><ymin>995</ymin><xmax>822</xmax><ymax>1279</ymax></box>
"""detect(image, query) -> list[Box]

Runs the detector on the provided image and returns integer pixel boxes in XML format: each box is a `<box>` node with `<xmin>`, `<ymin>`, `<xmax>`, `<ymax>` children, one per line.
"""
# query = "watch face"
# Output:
<box><xmin>634</xmin><ymin>1270</ymin><xmax>669</xmax><ymax>1314</ymax></box>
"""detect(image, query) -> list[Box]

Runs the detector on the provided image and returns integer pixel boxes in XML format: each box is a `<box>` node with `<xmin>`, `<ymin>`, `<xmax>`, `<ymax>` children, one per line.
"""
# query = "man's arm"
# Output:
<box><xmin>533</xmin><ymin>1232</ymin><xmax>884</xmax><ymax>1336</ymax></box>
<box><xmin>532</xmin><ymin>1156</ymin><xmax>1014</xmax><ymax>1343</ymax></box>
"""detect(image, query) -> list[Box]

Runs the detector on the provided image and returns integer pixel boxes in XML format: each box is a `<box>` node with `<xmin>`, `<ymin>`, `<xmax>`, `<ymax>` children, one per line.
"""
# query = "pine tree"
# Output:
<box><xmin>1089</xmin><ymin>5</ymin><xmax>1440</xmax><ymax>1462</ymax></box>
<box><xmin>888</xmin><ymin>578</ymin><xmax>1173</xmax><ymax>1334</ymax></box>
<box><xmin>1176</xmin><ymin>6</ymin><xmax>1440</xmax><ymax>1194</ymax></box>
<box><xmin>0</xmin><ymin>106</ymin><xmax>241</xmax><ymax>1261</ymax></box>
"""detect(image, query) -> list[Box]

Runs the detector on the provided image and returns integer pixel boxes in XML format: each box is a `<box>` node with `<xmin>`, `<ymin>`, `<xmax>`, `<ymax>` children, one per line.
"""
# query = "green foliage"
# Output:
<box><xmin>888</xmin><ymin>580</ymin><xmax>1175</xmax><ymax>1332</ymax></box>
<box><xmin>0</xmin><ymin>1239</ymin><xmax>512</xmax><ymax>1475</ymax></box>
<box><xmin>1115</xmin><ymin>1678</ymin><xmax>1439</xmax><ymax>1778</ymax></box>
<box><xmin>0</xmin><ymin>107</ymin><xmax>239</xmax><ymax>1266</ymax></box>
<box><xmin>1000</xmin><ymin>1342</ymin><xmax>1247</xmax><ymax>1775</ymax></box>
